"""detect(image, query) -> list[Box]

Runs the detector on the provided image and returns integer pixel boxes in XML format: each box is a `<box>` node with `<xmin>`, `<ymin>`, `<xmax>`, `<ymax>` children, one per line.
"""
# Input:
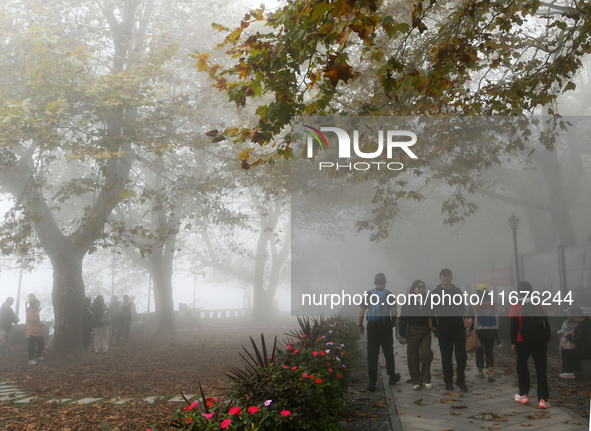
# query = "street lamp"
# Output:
<box><xmin>508</xmin><ymin>213</ymin><xmax>520</xmax><ymax>285</ymax></box>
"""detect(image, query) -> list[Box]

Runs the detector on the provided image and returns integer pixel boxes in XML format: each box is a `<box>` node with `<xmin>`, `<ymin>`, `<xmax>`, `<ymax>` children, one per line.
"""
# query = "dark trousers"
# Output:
<box><xmin>475</xmin><ymin>330</ymin><xmax>496</xmax><ymax>369</ymax></box>
<box><xmin>437</xmin><ymin>326</ymin><xmax>467</xmax><ymax>385</ymax></box>
<box><xmin>561</xmin><ymin>348</ymin><xmax>579</xmax><ymax>373</ymax></box>
<box><xmin>27</xmin><ymin>336</ymin><xmax>45</xmax><ymax>361</ymax></box>
<box><xmin>82</xmin><ymin>327</ymin><xmax>92</xmax><ymax>352</ymax></box>
<box><xmin>367</xmin><ymin>322</ymin><xmax>395</xmax><ymax>382</ymax></box>
<box><xmin>407</xmin><ymin>324</ymin><xmax>432</xmax><ymax>385</ymax></box>
<box><xmin>516</xmin><ymin>341</ymin><xmax>549</xmax><ymax>401</ymax></box>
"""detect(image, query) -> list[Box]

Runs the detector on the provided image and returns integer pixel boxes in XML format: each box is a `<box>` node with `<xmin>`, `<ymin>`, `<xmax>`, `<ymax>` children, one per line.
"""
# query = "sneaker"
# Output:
<box><xmin>457</xmin><ymin>382</ymin><xmax>469</xmax><ymax>392</ymax></box>
<box><xmin>558</xmin><ymin>372</ymin><xmax>575</xmax><ymax>379</ymax></box>
<box><xmin>445</xmin><ymin>383</ymin><xmax>454</xmax><ymax>391</ymax></box>
<box><xmin>28</xmin><ymin>360</ymin><xmax>37</xmax><ymax>365</ymax></box>
<box><xmin>476</xmin><ymin>369</ymin><xmax>485</xmax><ymax>378</ymax></box>
<box><xmin>423</xmin><ymin>383</ymin><xmax>433</xmax><ymax>390</ymax></box>
<box><xmin>367</xmin><ymin>381</ymin><xmax>376</xmax><ymax>392</ymax></box>
<box><xmin>538</xmin><ymin>399</ymin><xmax>550</xmax><ymax>409</ymax></box>
<box><xmin>487</xmin><ymin>369</ymin><xmax>495</xmax><ymax>382</ymax></box>
<box><xmin>514</xmin><ymin>394</ymin><xmax>529</xmax><ymax>404</ymax></box>
<box><xmin>389</xmin><ymin>373</ymin><xmax>401</xmax><ymax>385</ymax></box>
<box><xmin>413</xmin><ymin>384</ymin><xmax>421</xmax><ymax>390</ymax></box>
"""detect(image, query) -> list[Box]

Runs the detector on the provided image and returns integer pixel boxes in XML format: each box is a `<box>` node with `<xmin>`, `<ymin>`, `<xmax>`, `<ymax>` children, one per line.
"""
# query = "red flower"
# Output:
<box><xmin>281</xmin><ymin>410</ymin><xmax>291</xmax><ymax>417</ymax></box>
<box><xmin>228</xmin><ymin>406</ymin><xmax>242</xmax><ymax>415</ymax></box>
<box><xmin>315</xmin><ymin>378</ymin><xmax>322</xmax><ymax>384</ymax></box>
<box><xmin>221</xmin><ymin>419</ymin><xmax>232</xmax><ymax>429</ymax></box>
<box><xmin>247</xmin><ymin>406</ymin><xmax>259</xmax><ymax>414</ymax></box>
<box><xmin>337</xmin><ymin>373</ymin><xmax>342</xmax><ymax>379</ymax></box>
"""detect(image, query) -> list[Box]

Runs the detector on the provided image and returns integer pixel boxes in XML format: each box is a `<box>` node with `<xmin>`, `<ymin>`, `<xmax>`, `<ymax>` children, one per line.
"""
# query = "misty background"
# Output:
<box><xmin>0</xmin><ymin>0</ymin><xmax>590</xmax><ymax>333</ymax></box>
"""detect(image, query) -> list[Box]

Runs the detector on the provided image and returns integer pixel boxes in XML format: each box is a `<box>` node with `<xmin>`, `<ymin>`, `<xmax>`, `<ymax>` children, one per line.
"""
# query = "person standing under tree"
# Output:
<box><xmin>0</xmin><ymin>297</ymin><xmax>19</xmax><ymax>356</ymax></box>
<box><xmin>26</xmin><ymin>299</ymin><xmax>44</xmax><ymax>365</ymax></box>
<box><xmin>358</xmin><ymin>273</ymin><xmax>401</xmax><ymax>392</ymax></box>
<box><xmin>429</xmin><ymin>268</ymin><xmax>472</xmax><ymax>392</ymax></box>
<box><xmin>93</xmin><ymin>295</ymin><xmax>110</xmax><ymax>353</ymax></box>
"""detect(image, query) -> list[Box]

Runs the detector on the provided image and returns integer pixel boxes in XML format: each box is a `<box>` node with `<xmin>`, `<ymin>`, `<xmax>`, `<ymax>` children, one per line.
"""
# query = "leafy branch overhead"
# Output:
<box><xmin>196</xmin><ymin>0</ymin><xmax>591</xmax><ymax>232</ymax></box>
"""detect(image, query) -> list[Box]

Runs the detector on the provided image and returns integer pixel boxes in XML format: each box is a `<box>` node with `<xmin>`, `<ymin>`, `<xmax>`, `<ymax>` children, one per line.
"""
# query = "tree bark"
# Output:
<box><xmin>49</xmin><ymin>249</ymin><xmax>86</xmax><ymax>356</ymax></box>
<box><xmin>149</xmin><ymin>239</ymin><xmax>176</xmax><ymax>334</ymax></box>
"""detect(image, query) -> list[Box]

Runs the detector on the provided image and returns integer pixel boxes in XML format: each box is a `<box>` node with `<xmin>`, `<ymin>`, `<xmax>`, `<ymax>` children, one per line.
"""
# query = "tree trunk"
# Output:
<box><xmin>48</xmin><ymin>249</ymin><xmax>86</xmax><ymax>357</ymax></box>
<box><xmin>149</xmin><ymin>241</ymin><xmax>175</xmax><ymax>334</ymax></box>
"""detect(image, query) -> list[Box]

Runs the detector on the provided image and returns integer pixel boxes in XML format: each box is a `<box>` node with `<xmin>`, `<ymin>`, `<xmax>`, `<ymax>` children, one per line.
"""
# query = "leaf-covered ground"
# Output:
<box><xmin>0</xmin><ymin>320</ymin><xmax>296</xmax><ymax>430</ymax></box>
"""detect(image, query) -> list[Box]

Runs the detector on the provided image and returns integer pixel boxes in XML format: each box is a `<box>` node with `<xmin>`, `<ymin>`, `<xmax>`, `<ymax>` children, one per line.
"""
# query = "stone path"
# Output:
<box><xmin>0</xmin><ymin>381</ymin><xmax>198</xmax><ymax>406</ymax></box>
<box><xmin>377</xmin><ymin>338</ymin><xmax>590</xmax><ymax>431</ymax></box>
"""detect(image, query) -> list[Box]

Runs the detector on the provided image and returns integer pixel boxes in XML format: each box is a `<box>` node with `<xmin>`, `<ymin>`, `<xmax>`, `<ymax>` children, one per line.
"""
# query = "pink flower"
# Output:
<box><xmin>203</xmin><ymin>413</ymin><xmax>214</xmax><ymax>419</ymax></box>
<box><xmin>283</xmin><ymin>365</ymin><xmax>288</xmax><ymax>369</ymax></box>
<box><xmin>247</xmin><ymin>406</ymin><xmax>259</xmax><ymax>414</ymax></box>
<box><xmin>264</xmin><ymin>400</ymin><xmax>272</xmax><ymax>406</ymax></box>
<box><xmin>280</xmin><ymin>410</ymin><xmax>291</xmax><ymax>417</ymax></box>
<box><xmin>221</xmin><ymin>418</ymin><xmax>232</xmax><ymax>429</ymax></box>
<box><xmin>291</xmin><ymin>366</ymin><xmax>297</xmax><ymax>370</ymax></box>
<box><xmin>329</xmin><ymin>368</ymin><xmax>333</xmax><ymax>372</ymax></box>
<box><xmin>325</xmin><ymin>349</ymin><xmax>331</xmax><ymax>354</ymax></box>
<box><xmin>312</xmin><ymin>351</ymin><xmax>318</xmax><ymax>356</ymax></box>
<box><xmin>326</xmin><ymin>342</ymin><xmax>334</xmax><ymax>345</ymax></box>
<box><xmin>302</xmin><ymin>334</ymin><xmax>307</xmax><ymax>337</ymax></box>
<box><xmin>302</xmin><ymin>372</ymin><xmax>308</xmax><ymax>378</ymax></box>
<box><xmin>228</xmin><ymin>406</ymin><xmax>241</xmax><ymax>415</ymax></box>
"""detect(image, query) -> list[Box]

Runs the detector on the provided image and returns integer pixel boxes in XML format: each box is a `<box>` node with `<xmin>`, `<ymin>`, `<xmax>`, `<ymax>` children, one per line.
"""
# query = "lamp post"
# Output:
<box><xmin>508</xmin><ymin>213</ymin><xmax>520</xmax><ymax>285</ymax></box>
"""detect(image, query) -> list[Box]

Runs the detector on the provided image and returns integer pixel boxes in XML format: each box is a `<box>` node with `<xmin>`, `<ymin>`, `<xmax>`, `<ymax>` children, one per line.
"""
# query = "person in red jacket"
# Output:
<box><xmin>510</xmin><ymin>281</ymin><xmax>551</xmax><ymax>409</ymax></box>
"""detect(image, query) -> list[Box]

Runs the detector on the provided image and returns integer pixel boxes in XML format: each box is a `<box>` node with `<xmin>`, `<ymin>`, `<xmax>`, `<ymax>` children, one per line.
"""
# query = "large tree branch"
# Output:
<box><xmin>477</xmin><ymin>188</ymin><xmax>549</xmax><ymax>211</ymax></box>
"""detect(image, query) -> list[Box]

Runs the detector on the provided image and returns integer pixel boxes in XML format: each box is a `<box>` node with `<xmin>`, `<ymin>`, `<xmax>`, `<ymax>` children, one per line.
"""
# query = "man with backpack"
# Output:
<box><xmin>510</xmin><ymin>280</ymin><xmax>551</xmax><ymax>409</ymax></box>
<box><xmin>358</xmin><ymin>273</ymin><xmax>401</xmax><ymax>392</ymax></box>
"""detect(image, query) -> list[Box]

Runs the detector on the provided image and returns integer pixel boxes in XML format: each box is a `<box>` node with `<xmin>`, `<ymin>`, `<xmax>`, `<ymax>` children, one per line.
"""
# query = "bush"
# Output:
<box><xmin>150</xmin><ymin>316</ymin><xmax>359</xmax><ymax>430</ymax></box>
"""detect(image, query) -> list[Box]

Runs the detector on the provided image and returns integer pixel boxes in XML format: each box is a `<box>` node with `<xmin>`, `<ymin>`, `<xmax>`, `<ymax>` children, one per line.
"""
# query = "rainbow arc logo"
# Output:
<box><xmin>303</xmin><ymin>125</ymin><xmax>328</xmax><ymax>151</ymax></box>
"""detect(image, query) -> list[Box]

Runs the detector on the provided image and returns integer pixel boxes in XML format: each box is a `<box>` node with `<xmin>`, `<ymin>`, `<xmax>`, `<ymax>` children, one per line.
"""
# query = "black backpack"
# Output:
<box><xmin>520</xmin><ymin>302</ymin><xmax>550</xmax><ymax>344</ymax></box>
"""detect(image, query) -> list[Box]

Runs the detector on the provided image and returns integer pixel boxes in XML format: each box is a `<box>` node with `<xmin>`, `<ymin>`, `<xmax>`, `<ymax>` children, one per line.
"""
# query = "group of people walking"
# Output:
<box><xmin>357</xmin><ymin>270</ymin><xmax>590</xmax><ymax>411</ymax></box>
<box><xmin>0</xmin><ymin>292</ymin><xmax>136</xmax><ymax>361</ymax></box>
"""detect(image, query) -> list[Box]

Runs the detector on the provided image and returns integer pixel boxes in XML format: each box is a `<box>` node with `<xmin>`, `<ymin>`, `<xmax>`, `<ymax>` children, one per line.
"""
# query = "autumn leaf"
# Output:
<box><xmin>323</xmin><ymin>54</ymin><xmax>359</xmax><ymax>87</ymax></box>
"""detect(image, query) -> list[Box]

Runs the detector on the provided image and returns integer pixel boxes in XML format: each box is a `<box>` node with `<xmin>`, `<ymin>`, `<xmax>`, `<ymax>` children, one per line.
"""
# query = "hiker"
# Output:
<box><xmin>557</xmin><ymin>309</ymin><xmax>579</xmax><ymax>379</ymax></box>
<box><xmin>510</xmin><ymin>281</ymin><xmax>551</xmax><ymax>409</ymax></box>
<box><xmin>0</xmin><ymin>297</ymin><xmax>19</xmax><ymax>356</ymax></box>
<box><xmin>429</xmin><ymin>268</ymin><xmax>471</xmax><ymax>392</ymax></box>
<box><xmin>399</xmin><ymin>280</ymin><xmax>432</xmax><ymax>390</ymax></box>
<box><xmin>358</xmin><ymin>273</ymin><xmax>401</xmax><ymax>392</ymax></box>
<box><xmin>469</xmin><ymin>284</ymin><xmax>498</xmax><ymax>382</ymax></box>
<box><xmin>26</xmin><ymin>299</ymin><xmax>44</xmax><ymax>365</ymax></box>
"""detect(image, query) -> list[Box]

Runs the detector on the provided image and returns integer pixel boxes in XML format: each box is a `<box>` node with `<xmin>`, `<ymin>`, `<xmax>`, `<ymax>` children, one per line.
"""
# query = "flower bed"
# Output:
<box><xmin>149</xmin><ymin>316</ymin><xmax>358</xmax><ymax>430</ymax></box>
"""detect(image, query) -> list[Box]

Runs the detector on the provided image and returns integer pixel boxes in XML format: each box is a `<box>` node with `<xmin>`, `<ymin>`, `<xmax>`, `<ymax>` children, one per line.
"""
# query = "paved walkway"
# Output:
<box><xmin>376</xmin><ymin>338</ymin><xmax>590</xmax><ymax>431</ymax></box>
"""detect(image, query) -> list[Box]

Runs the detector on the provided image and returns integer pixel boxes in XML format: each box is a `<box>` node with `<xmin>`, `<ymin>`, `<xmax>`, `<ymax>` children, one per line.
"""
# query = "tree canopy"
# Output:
<box><xmin>199</xmin><ymin>0</ymin><xmax>591</xmax><ymax>237</ymax></box>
